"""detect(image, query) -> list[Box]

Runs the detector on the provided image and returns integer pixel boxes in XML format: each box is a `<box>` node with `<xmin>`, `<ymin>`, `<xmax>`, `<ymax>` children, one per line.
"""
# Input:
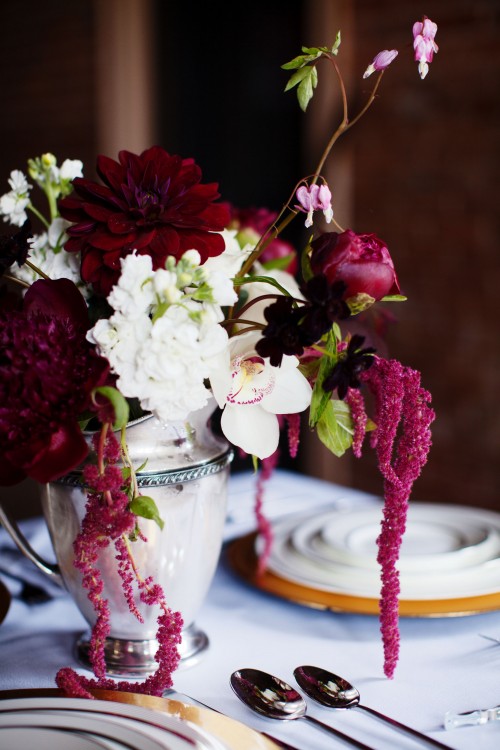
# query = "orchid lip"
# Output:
<box><xmin>226</xmin><ymin>355</ymin><xmax>275</xmax><ymax>405</ymax></box>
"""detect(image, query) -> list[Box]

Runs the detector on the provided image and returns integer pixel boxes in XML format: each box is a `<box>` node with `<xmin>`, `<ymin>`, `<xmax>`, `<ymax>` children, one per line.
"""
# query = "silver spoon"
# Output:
<box><xmin>294</xmin><ymin>666</ymin><xmax>454</xmax><ymax>750</ymax></box>
<box><xmin>230</xmin><ymin>668</ymin><xmax>377</xmax><ymax>750</ymax></box>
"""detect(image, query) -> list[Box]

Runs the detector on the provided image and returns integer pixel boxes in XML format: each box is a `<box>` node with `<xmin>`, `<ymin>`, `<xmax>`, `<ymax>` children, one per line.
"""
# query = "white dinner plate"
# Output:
<box><xmin>0</xmin><ymin>725</ymin><xmax>116</xmax><ymax>750</ymax></box>
<box><xmin>293</xmin><ymin>504</ymin><xmax>500</xmax><ymax>572</ymax></box>
<box><xmin>0</xmin><ymin>697</ymin><xmax>230</xmax><ymax>750</ymax></box>
<box><xmin>259</xmin><ymin>503</ymin><xmax>500</xmax><ymax>600</ymax></box>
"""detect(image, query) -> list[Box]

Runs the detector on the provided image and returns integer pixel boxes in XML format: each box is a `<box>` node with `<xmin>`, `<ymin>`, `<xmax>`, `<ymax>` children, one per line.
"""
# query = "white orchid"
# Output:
<box><xmin>210</xmin><ymin>330</ymin><xmax>312</xmax><ymax>459</ymax></box>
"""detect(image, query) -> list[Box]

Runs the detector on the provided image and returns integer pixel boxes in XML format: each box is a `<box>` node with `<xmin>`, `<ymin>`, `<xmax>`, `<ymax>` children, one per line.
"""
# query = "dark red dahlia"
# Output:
<box><xmin>0</xmin><ymin>279</ymin><xmax>109</xmax><ymax>485</ymax></box>
<box><xmin>59</xmin><ymin>146</ymin><xmax>230</xmax><ymax>296</ymax></box>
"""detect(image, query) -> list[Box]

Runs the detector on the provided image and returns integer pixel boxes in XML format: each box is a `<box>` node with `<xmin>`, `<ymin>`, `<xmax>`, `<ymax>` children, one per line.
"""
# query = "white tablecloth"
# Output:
<box><xmin>1</xmin><ymin>470</ymin><xmax>500</xmax><ymax>750</ymax></box>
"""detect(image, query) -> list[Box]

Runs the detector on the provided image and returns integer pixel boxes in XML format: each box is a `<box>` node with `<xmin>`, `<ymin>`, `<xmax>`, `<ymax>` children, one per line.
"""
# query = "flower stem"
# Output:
<box><xmin>25</xmin><ymin>259</ymin><xmax>50</xmax><ymax>280</ymax></box>
<box><xmin>2</xmin><ymin>273</ymin><xmax>31</xmax><ymax>289</ymax></box>
<box><xmin>28</xmin><ymin>203</ymin><xmax>50</xmax><ymax>229</ymax></box>
<box><xmin>236</xmin><ymin>58</ymin><xmax>385</xmax><ymax>278</ymax></box>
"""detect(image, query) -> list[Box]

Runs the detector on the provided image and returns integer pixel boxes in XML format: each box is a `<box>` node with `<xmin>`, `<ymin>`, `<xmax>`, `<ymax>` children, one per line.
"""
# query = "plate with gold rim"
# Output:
<box><xmin>227</xmin><ymin>531</ymin><xmax>500</xmax><ymax>617</ymax></box>
<box><xmin>257</xmin><ymin>504</ymin><xmax>500</xmax><ymax>600</ymax></box>
<box><xmin>0</xmin><ymin>690</ymin><xmax>279</xmax><ymax>750</ymax></box>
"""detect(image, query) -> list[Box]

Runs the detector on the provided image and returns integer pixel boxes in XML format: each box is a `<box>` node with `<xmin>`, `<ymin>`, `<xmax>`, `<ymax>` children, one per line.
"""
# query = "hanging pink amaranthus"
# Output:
<box><xmin>56</xmin><ymin>427</ymin><xmax>183</xmax><ymax>698</ymax></box>
<box><xmin>357</xmin><ymin>357</ymin><xmax>435</xmax><ymax>678</ymax></box>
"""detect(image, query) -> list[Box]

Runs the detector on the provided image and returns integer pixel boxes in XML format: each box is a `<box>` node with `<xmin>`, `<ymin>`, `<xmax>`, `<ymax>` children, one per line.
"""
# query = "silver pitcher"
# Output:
<box><xmin>0</xmin><ymin>400</ymin><xmax>233</xmax><ymax>676</ymax></box>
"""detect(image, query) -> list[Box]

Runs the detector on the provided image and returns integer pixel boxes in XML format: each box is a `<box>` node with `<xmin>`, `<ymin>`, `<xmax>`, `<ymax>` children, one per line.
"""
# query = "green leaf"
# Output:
<box><xmin>129</xmin><ymin>495</ymin><xmax>165</xmax><ymax>530</ymax></box>
<box><xmin>316</xmin><ymin>399</ymin><xmax>354</xmax><ymax>457</ymax></box>
<box><xmin>380</xmin><ymin>294</ymin><xmax>408</xmax><ymax>302</ymax></box>
<box><xmin>95</xmin><ymin>386</ymin><xmax>129</xmax><ymax>429</ymax></box>
<box><xmin>233</xmin><ymin>274</ymin><xmax>291</xmax><ymax>297</ymax></box>
<box><xmin>346</xmin><ymin>292</ymin><xmax>376</xmax><ymax>315</ymax></box>
<box><xmin>309</xmin><ymin>329</ymin><xmax>339</xmax><ymax>426</ymax></box>
<box><xmin>301</xmin><ymin>244</ymin><xmax>313</xmax><ymax>281</ymax></box>
<box><xmin>284</xmin><ymin>66</ymin><xmax>312</xmax><ymax>92</ymax></box>
<box><xmin>297</xmin><ymin>66</ymin><xmax>318</xmax><ymax>112</ymax></box>
<box><xmin>281</xmin><ymin>54</ymin><xmax>311</xmax><ymax>71</ymax></box>
<box><xmin>261</xmin><ymin>254</ymin><xmax>296</xmax><ymax>272</ymax></box>
<box><xmin>331</xmin><ymin>31</ymin><xmax>341</xmax><ymax>55</ymax></box>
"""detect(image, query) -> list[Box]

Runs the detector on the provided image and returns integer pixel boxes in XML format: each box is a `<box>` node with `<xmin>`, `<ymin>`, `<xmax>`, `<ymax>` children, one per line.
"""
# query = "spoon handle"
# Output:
<box><xmin>305</xmin><ymin>715</ymin><xmax>377</xmax><ymax>750</ymax></box>
<box><xmin>357</xmin><ymin>705</ymin><xmax>454</xmax><ymax>750</ymax></box>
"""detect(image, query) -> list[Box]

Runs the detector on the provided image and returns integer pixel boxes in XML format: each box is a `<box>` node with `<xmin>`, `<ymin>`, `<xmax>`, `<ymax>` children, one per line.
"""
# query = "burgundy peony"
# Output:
<box><xmin>59</xmin><ymin>146</ymin><xmax>230</xmax><ymax>296</ymax></box>
<box><xmin>310</xmin><ymin>229</ymin><xmax>400</xmax><ymax>301</ymax></box>
<box><xmin>0</xmin><ymin>279</ymin><xmax>109</xmax><ymax>485</ymax></box>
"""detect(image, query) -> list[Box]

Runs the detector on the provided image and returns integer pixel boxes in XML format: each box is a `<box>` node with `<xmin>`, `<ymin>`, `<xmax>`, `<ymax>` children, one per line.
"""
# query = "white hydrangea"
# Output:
<box><xmin>0</xmin><ymin>170</ymin><xmax>32</xmax><ymax>226</ymax></box>
<box><xmin>88</xmin><ymin>252</ymin><xmax>232</xmax><ymax>423</ymax></box>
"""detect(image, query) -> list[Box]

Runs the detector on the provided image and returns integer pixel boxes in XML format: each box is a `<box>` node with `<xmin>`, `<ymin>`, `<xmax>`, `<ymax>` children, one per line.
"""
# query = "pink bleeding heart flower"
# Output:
<box><xmin>295</xmin><ymin>183</ymin><xmax>333</xmax><ymax>228</ymax></box>
<box><xmin>413</xmin><ymin>16</ymin><xmax>439</xmax><ymax>79</ymax></box>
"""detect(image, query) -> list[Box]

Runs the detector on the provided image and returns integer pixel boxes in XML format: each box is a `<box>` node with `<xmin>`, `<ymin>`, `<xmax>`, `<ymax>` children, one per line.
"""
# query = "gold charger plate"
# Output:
<box><xmin>0</xmin><ymin>688</ymin><xmax>279</xmax><ymax>750</ymax></box>
<box><xmin>227</xmin><ymin>532</ymin><xmax>500</xmax><ymax>617</ymax></box>
<box><xmin>0</xmin><ymin>579</ymin><xmax>11</xmax><ymax>625</ymax></box>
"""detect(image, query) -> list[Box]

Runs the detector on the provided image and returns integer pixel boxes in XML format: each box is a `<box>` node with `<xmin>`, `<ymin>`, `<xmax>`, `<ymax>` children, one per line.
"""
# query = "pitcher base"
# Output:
<box><xmin>75</xmin><ymin>622</ymin><xmax>209</xmax><ymax>677</ymax></box>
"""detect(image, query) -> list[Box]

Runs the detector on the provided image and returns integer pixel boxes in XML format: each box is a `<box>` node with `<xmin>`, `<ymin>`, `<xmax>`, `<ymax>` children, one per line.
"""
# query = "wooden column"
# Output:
<box><xmin>93</xmin><ymin>0</ymin><xmax>157</xmax><ymax>156</ymax></box>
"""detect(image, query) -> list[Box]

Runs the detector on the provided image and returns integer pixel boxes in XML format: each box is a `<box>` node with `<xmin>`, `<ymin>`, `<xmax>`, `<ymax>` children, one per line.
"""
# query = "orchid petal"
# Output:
<box><xmin>221</xmin><ymin>404</ymin><xmax>279</xmax><ymax>459</ymax></box>
<box><xmin>262</xmin><ymin>365</ymin><xmax>312</xmax><ymax>414</ymax></box>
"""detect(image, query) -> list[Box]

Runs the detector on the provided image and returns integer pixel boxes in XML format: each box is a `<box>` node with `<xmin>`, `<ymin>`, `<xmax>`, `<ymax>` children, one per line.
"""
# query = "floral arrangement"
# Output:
<box><xmin>0</xmin><ymin>18</ymin><xmax>438</xmax><ymax>693</ymax></box>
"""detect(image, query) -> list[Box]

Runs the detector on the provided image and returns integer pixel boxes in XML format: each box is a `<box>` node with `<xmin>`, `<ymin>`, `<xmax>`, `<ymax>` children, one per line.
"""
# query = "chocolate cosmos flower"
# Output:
<box><xmin>323</xmin><ymin>334</ymin><xmax>376</xmax><ymax>399</ymax></box>
<box><xmin>59</xmin><ymin>146</ymin><xmax>230</xmax><ymax>296</ymax></box>
<box><xmin>0</xmin><ymin>220</ymin><xmax>32</xmax><ymax>278</ymax></box>
<box><xmin>0</xmin><ymin>278</ymin><xmax>109</xmax><ymax>484</ymax></box>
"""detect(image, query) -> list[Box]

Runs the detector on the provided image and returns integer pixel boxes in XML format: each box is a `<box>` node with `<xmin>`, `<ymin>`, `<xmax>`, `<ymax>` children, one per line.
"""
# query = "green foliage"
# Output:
<box><xmin>309</xmin><ymin>329</ymin><xmax>339</xmax><ymax>427</ymax></box>
<box><xmin>380</xmin><ymin>294</ymin><xmax>408</xmax><ymax>302</ymax></box>
<box><xmin>233</xmin><ymin>274</ymin><xmax>291</xmax><ymax>297</ymax></box>
<box><xmin>316</xmin><ymin>399</ymin><xmax>354</xmax><ymax>457</ymax></box>
<box><xmin>282</xmin><ymin>34</ymin><xmax>341</xmax><ymax>111</ymax></box>
<box><xmin>129</xmin><ymin>495</ymin><xmax>165</xmax><ymax>531</ymax></box>
<box><xmin>95</xmin><ymin>386</ymin><xmax>129</xmax><ymax>429</ymax></box>
<box><xmin>261</xmin><ymin>254</ymin><xmax>296</xmax><ymax>272</ymax></box>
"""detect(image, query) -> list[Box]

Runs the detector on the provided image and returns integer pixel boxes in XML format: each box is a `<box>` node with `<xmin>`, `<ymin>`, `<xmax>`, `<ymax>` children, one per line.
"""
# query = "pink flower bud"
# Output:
<box><xmin>363</xmin><ymin>49</ymin><xmax>398</xmax><ymax>79</ymax></box>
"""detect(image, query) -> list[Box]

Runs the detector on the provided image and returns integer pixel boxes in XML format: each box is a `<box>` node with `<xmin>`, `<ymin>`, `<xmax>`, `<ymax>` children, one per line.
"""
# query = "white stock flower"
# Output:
<box><xmin>202</xmin><ymin>229</ymin><xmax>253</xmax><ymax>279</ymax></box>
<box><xmin>107</xmin><ymin>253</ymin><xmax>155</xmax><ymax>318</ymax></box>
<box><xmin>88</xmin><ymin>252</ymin><xmax>231</xmax><ymax>423</ymax></box>
<box><xmin>59</xmin><ymin>159</ymin><xmax>83</xmax><ymax>180</ymax></box>
<box><xmin>210</xmin><ymin>330</ymin><xmax>312</xmax><ymax>459</ymax></box>
<box><xmin>8</xmin><ymin>218</ymin><xmax>85</xmax><ymax>292</ymax></box>
<box><xmin>0</xmin><ymin>170</ymin><xmax>32</xmax><ymax>226</ymax></box>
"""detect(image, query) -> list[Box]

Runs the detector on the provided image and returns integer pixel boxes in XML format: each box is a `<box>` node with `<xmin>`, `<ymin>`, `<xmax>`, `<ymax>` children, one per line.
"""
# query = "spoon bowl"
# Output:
<box><xmin>231</xmin><ymin>668</ymin><xmax>376</xmax><ymax>750</ymax></box>
<box><xmin>230</xmin><ymin>668</ymin><xmax>306</xmax><ymax>721</ymax></box>
<box><xmin>294</xmin><ymin>665</ymin><xmax>454</xmax><ymax>750</ymax></box>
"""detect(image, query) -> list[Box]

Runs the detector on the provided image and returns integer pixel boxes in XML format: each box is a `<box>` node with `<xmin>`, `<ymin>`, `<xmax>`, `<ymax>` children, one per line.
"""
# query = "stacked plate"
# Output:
<box><xmin>258</xmin><ymin>503</ymin><xmax>500</xmax><ymax>605</ymax></box>
<box><xmin>0</xmin><ymin>696</ymin><xmax>231</xmax><ymax>750</ymax></box>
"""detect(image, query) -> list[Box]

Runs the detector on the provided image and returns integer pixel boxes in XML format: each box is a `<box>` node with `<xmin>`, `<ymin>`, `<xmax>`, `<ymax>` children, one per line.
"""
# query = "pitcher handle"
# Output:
<box><xmin>0</xmin><ymin>502</ymin><xmax>63</xmax><ymax>587</ymax></box>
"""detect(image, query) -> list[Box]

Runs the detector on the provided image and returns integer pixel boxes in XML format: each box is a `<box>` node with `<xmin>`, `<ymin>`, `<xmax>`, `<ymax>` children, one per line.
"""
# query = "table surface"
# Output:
<box><xmin>1</xmin><ymin>470</ymin><xmax>499</xmax><ymax>750</ymax></box>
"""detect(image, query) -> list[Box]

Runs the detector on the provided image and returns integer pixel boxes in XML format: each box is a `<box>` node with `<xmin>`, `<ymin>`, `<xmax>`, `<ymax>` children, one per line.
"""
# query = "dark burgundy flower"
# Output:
<box><xmin>255</xmin><ymin>296</ymin><xmax>306</xmax><ymax>366</ymax></box>
<box><xmin>0</xmin><ymin>278</ymin><xmax>109</xmax><ymax>485</ymax></box>
<box><xmin>59</xmin><ymin>146</ymin><xmax>230</xmax><ymax>296</ymax></box>
<box><xmin>299</xmin><ymin>275</ymin><xmax>350</xmax><ymax>341</ymax></box>
<box><xmin>0</xmin><ymin>220</ymin><xmax>32</xmax><ymax>278</ymax></box>
<box><xmin>255</xmin><ymin>276</ymin><xmax>350</xmax><ymax>367</ymax></box>
<box><xmin>310</xmin><ymin>229</ymin><xmax>400</xmax><ymax>301</ymax></box>
<box><xmin>229</xmin><ymin>205</ymin><xmax>298</xmax><ymax>273</ymax></box>
<box><xmin>323</xmin><ymin>334</ymin><xmax>376</xmax><ymax>399</ymax></box>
